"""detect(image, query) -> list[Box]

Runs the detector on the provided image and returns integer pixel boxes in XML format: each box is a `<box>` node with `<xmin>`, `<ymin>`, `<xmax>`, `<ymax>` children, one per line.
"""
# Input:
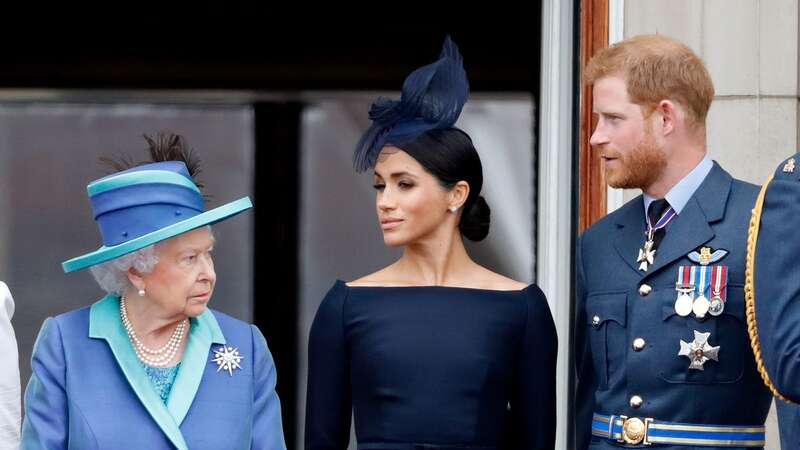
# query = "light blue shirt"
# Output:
<box><xmin>643</xmin><ymin>154</ymin><xmax>713</xmax><ymax>217</ymax></box>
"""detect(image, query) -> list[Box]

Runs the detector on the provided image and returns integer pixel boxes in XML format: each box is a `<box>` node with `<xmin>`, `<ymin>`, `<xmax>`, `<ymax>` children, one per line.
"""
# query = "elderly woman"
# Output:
<box><xmin>21</xmin><ymin>134</ymin><xmax>286</xmax><ymax>450</ymax></box>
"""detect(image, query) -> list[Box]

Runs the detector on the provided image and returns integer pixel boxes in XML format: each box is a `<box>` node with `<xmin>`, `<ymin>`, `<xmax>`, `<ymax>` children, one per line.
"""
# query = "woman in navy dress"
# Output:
<box><xmin>305</xmin><ymin>37</ymin><xmax>557</xmax><ymax>450</ymax></box>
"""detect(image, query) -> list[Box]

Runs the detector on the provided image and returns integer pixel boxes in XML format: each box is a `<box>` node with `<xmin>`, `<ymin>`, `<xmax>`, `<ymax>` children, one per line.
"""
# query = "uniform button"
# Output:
<box><xmin>592</xmin><ymin>315</ymin><xmax>601</xmax><ymax>327</ymax></box>
<box><xmin>638</xmin><ymin>284</ymin><xmax>652</xmax><ymax>296</ymax></box>
<box><xmin>630</xmin><ymin>395</ymin><xmax>643</xmax><ymax>409</ymax></box>
<box><xmin>632</xmin><ymin>338</ymin><xmax>646</xmax><ymax>351</ymax></box>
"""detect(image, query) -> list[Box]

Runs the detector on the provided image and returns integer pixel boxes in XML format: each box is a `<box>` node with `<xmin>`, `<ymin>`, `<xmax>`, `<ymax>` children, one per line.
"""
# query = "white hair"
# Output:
<box><xmin>88</xmin><ymin>226</ymin><xmax>215</xmax><ymax>295</ymax></box>
<box><xmin>90</xmin><ymin>244</ymin><xmax>159</xmax><ymax>295</ymax></box>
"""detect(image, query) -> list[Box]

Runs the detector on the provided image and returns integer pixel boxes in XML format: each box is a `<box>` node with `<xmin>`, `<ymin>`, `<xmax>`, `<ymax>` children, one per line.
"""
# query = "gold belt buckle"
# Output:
<box><xmin>618</xmin><ymin>416</ymin><xmax>653</xmax><ymax>446</ymax></box>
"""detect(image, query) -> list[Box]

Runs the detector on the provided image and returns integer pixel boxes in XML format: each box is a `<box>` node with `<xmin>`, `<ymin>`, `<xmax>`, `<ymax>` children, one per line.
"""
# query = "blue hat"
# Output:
<box><xmin>62</xmin><ymin>161</ymin><xmax>252</xmax><ymax>273</ymax></box>
<box><xmin>353</xmin><ymin>35</ymin><xmax>470</xmax><ymax>172</ymax></box>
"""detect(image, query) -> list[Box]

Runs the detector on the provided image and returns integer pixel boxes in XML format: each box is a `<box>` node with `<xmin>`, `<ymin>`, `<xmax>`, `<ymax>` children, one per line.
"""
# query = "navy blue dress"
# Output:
<box><xmin>305</xmin><ymin>280</ymin><xmax>557</xmax><ymax>450</ymax></box>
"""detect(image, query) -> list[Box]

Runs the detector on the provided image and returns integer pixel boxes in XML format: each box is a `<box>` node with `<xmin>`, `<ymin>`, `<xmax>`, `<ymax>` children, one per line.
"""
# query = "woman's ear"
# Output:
<box><xmin>127</xmin><ymin>267</ymin><xmax>146</xmax><ymax>292</ymax></box>
<box><xmin>448</xmin><ymin>181</ymin><xmax>470</xmax><ymax>212</ymax></box>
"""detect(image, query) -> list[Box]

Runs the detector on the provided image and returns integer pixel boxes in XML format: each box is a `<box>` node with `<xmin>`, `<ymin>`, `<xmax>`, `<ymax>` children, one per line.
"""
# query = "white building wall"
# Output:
<box><xmin>619</xmin><ymin>1</ymin><xmax>799</xmax><ymax>448</ymax></box>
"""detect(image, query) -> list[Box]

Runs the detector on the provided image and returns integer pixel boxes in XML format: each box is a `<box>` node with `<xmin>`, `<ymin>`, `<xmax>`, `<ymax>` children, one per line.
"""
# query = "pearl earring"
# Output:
<box><xmin>138</xmin><ymin>289</ymin><xmax>146</xmax><ymax>297</ymax></box>
<box><xmin>449</xmin><ymin>206</ymin><xmax>459</xmax><ymax>213</ymax></box>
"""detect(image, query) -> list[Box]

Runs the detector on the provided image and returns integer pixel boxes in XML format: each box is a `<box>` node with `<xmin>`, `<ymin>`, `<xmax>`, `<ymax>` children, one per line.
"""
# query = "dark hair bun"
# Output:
<box><xmin>459</xmin><ymin>195</ymin><xmax>491</xmax><ymax>241</ymax></box>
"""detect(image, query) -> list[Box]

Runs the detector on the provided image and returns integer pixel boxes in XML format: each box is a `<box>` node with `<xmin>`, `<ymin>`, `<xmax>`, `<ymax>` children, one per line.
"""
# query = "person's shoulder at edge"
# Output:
<box><xmin>0</xmin><ymin>281</ymin><xmax>12</xmax><ymax>319</ymax></box>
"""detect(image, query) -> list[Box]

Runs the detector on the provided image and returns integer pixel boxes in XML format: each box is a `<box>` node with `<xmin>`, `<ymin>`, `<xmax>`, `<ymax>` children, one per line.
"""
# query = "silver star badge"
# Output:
<box><xmin>678</xmin><ymin>330</ymin><xmax>720</xmax><ymax>371</ymax></box>
<box><xmin>212</xmin><ymin>345</ymin><xmax>243</xmax><ymax>376</ymax></box>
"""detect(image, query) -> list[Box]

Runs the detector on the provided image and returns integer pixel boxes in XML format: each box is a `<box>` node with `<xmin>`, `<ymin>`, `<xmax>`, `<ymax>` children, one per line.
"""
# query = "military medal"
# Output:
<box><xmin>709</xmin><ymin>296</ymin><xmax>723</xmax><ymax>316</ymax></box>
<box><xmin>675</xmin><ymin>291</ymin><xmax>694</xmax><ymax>317</ymax></box>
<box><xmin>692</xmin><ymin>265</ymin><xmax>711</xmax><ymax>319</ymax></box>
<box><xmin>709</xmin><ymin>265</ymin><xmax>728</xmax><ymax>316</ymax></box>
<box><xmin>637</xmin><ymin>205</ymin><xmax>677</xmax><ymax>271</ymax></box>
<box><xmin>678</xmin><ymin>330</ymin><xmax>720</xmax><ymax>370</ymax></box>
<box><xmin>693</xmin><ymin>295</ymin><xmax>710</xmax><ymax>318</ymax></box>
<box><xmin>675</xmin><ymin>266</ymin><xmax>695</xmax><ymax>317</ymax></box>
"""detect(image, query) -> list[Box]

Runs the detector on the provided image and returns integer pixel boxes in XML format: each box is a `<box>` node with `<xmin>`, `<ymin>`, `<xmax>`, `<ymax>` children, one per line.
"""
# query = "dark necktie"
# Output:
<box><xmin>647</xmin><ymin>198</ymin><xmax>671</xmax><ymax>251</ymax></box>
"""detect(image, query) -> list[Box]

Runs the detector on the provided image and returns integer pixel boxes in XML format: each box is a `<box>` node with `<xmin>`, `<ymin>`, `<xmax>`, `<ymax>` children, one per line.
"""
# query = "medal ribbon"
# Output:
<box><xmin>710</xmin><ymin>265</ymin><xmax>727</xmax><ymax>301</ymax></box>
<box><xmin>645</xmin><ymin>205</ymin><xmax>678</xmax><ymax>236</ymax></box>
<box><xmin>677</xmin><ymin>266</ymin><xmax>692</xmax><ymax>288</ymax></box>
<box><xmin>696</xmin><ymin>265</ymin><xmax>710</xmax><ymax>298</ymax></box>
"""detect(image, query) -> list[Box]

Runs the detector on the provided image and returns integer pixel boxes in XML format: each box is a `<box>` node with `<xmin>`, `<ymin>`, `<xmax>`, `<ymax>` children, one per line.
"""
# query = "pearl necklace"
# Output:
<box><xmin>120</xmin><ymin>296</ymin><xmax>188</xmax><ymax>367</ymax></box>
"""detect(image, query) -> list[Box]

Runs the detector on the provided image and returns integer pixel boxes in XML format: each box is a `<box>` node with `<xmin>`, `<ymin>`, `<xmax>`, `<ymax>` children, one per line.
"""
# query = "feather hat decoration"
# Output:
<box><xmin>353</xmin><ymin>36</ymin><xmax>470</xmax><ymax>172</ymax></box>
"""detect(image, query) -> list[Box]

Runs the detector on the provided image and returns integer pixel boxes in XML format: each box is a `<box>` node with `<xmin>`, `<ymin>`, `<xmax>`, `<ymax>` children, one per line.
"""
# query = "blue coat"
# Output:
<box><xmin>749</xmin><ymin>153</ymin><xmax>800</xmax><ymax>448</ymax></box>
<box><xmin>21</xmin><ymin>295</ymin><xmax>286</xmax><ymax>450</ymax></box>
<box><xmin>576</xmin><ymin>162</ymin><xmax>773</xmax><ymax>449</ymax></box>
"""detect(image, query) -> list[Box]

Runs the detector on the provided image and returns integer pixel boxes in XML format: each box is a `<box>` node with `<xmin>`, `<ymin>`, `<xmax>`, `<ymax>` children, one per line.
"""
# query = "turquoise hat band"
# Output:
<box><xmin>62</xmin><ymin>196</ymin><xmax>252</xmax><ymax>273</ymax></box>
<box><xmin>87</xmin><ymin>170</ymin><xmax>202</xmax><ymax>197</ymax></box>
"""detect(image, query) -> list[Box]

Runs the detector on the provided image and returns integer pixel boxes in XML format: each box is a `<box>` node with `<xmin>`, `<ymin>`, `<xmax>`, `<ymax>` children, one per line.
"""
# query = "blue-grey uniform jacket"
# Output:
<box><xmin>749</xmin><ymin>153</ymin><xmax>800</xmax><ymax>450</ymax></box>
<box><xmin>576</xmin><ymin>162</ymin><xmax>772</xmax><ymax>449</ymax></box>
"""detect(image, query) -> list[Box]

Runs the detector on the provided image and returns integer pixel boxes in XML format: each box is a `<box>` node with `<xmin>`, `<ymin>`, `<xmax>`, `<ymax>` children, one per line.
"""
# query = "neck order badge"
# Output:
<box><xmin>637</xmin><ymin>205</ymin><xmax>677</xmax><ymax>271</ymax></box>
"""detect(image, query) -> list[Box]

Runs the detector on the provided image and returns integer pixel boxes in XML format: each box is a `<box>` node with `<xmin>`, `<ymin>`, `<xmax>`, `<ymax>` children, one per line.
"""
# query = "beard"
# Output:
<box><xmin>603</xmin><ymin>130</ymin><xmax>667</xmax><ymax>190</ymax></box>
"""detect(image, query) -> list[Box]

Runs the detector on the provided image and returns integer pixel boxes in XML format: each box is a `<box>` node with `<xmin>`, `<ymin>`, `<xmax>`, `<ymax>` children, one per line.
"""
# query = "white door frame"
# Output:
<box><xmin>538</xmin><ymin>0</ymin><xmax>575</xmax><ymax>449</ymax></box>
<box><xmin>606</xmin><ymin>0</ymin><xmax>627</xmax><ymax>213</ymax></box>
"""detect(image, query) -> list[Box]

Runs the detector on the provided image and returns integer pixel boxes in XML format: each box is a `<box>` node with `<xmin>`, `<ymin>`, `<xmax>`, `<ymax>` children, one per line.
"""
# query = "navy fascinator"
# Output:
<box><xmin>353</xmin><ymin>36</ymin><xmax>470</xmax><ymax>172</ymax></box>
